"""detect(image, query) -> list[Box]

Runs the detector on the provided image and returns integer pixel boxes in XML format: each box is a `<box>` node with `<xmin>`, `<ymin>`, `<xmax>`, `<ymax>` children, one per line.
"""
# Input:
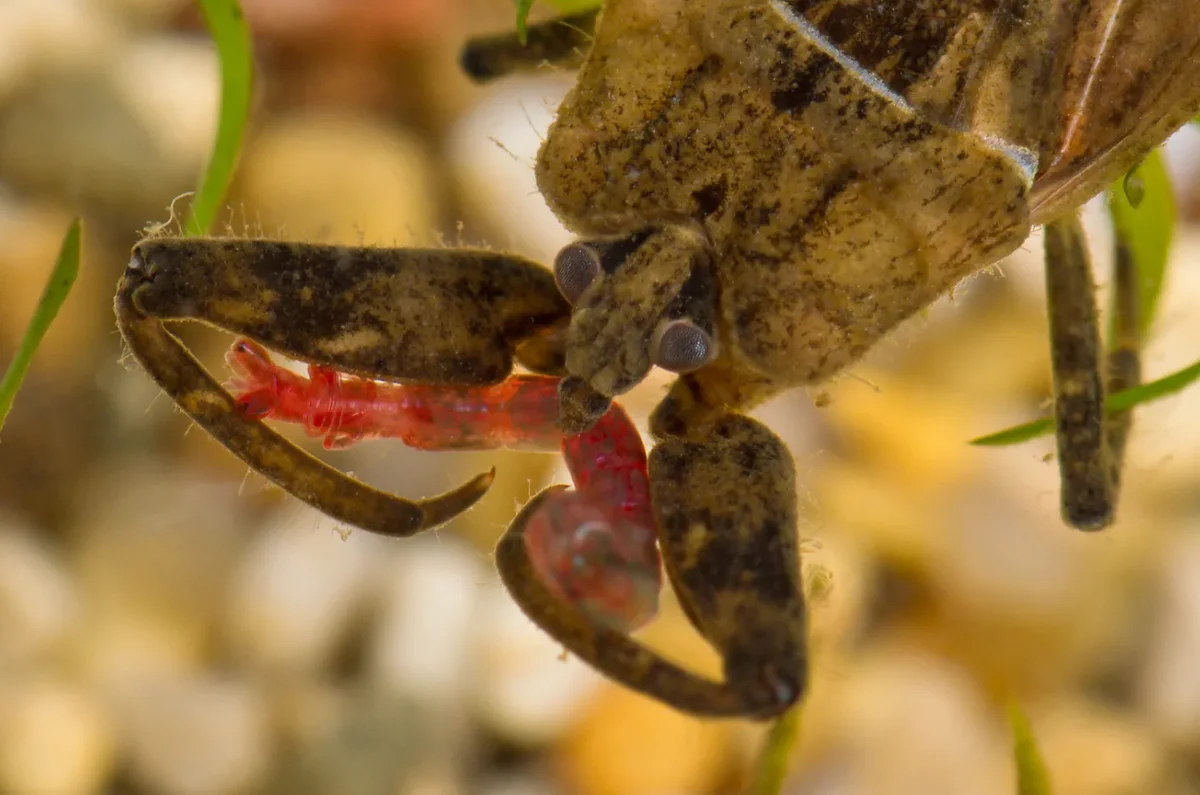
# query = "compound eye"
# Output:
<box><xmin>553</xmin><ymin>243</ymin><xmax>602</xmax><ymax>304</ymax></box>
<box><xmin>651</xmin><ymin>319</ymin><xmax>717</xmax><ymax>373</ymax></box>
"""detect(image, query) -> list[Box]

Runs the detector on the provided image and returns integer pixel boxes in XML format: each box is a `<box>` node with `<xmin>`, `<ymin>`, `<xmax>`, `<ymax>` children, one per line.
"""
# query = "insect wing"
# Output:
<box><xmin>774</xmin><ymin>0</ymin><xmax>1200</xmax><ymax>220</ymax></box>
<box><xmin>1030</xmin><ymin>0</ymin><xmax>1200</xmax><ymax>220</ymax></box>
<box><xmin>768</xmin><ymin>0</ymin><xmax>1059</xmax><ymax>153</ymax></box>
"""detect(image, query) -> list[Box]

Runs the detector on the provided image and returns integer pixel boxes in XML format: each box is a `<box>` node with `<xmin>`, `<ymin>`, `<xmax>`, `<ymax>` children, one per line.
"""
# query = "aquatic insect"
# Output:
<box><xmin>226</xmin><ymin>338</ymin><xmax>661</xmax><ymax>633</ymax></box>
<box><xmin>115</xmin><ymin>0</ymin><xmax>1200</xmax><ymax>718</ymax></box>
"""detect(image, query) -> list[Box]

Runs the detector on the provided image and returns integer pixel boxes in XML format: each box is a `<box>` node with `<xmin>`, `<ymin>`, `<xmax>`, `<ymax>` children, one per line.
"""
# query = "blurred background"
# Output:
<box><xmin>3</xmin><ymin>1</ymin><xmax>1200</xmax><ymax>794</ymax></box>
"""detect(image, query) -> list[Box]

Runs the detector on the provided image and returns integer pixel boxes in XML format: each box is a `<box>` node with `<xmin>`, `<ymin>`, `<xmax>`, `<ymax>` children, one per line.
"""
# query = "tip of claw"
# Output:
<box><xmin>417</xmin><ymin>468</ymin><xmax>498</xmax><ymax>530</ymax></box>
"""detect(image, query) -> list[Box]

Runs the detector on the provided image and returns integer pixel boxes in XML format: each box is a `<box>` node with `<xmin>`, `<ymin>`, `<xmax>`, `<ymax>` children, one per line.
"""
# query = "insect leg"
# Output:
<box><xmin>648</xmin><ymin>414</ymin><xmax>807</xmax><ymax>716</ymax></box>
<box><xmin>125</xmin><ymin>237</ymin><xmax>569</xmax><ymax>385</ymax></box>
<box><xmin>225</xmin><ymin>338</ymin><xmax>569</xmax><ymax>451</ymax></box>
<box><xmin>115</xmin><ymin>290</ymin><xmax>493</xmax><ymax>536</ymax></box>
<box><xmin>459</xmin><ymin>10</ymin><xmax>598</xmax><ymax>82</ymax></box>
<box><xmin>496</xmin><ymin>486</ymin><xmax>796</xmax><ymax>720</ymax></box>
<box><xmin>1103</xmin><ymin>220</ymin><xmax>1143</xmax><ymax>496</ymax></box>
<box><xmin>223</xmin><ymin>344</ymin><xmax>665</xmax><ymax>634</ymax></box>
<box><xmin>1043</xmin><ymin>213</ymin><xmax>1114</xmax><ymax>530</ymax></box>
<box><xmin>525</xmin><ymin>402</ymin><xmax>662</xmax><ymax>633</ymax></box>
<box><xmin>116</xmin><ymin>238</ymin><xmax>570</xmax><ymax>536</ymax></box>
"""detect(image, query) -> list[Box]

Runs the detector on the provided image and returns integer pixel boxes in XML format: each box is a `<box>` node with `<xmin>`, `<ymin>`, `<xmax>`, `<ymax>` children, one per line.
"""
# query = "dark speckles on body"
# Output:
<box><xmin>692</xmin><ymin>179</ymin><xmax>728</xmax><ymax>216</ymax></box>
<box><xmin>770</xmin><ymin>53</ymin><xmax>836</xmax><ymax>114</ymax></box>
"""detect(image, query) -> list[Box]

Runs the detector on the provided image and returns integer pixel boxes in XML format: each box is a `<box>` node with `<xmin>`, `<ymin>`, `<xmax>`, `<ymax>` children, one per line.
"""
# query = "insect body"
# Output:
<box><xmin>116</xmin><ymin>0</ymin><xmax>1200</xmax><ymax>718</ymax></box>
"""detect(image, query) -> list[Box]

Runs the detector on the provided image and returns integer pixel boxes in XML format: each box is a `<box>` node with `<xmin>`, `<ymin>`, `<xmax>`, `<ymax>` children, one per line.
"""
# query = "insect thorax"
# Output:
<box><xmin>537</xmin><ymin>0</ymin><xmax>1036</xmax><ymax>386</ymax></box>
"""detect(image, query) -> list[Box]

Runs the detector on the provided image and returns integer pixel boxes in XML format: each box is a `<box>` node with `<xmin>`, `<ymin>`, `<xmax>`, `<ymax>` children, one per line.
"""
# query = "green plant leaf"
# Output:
<box><xmin>1107</xmin><ymin>149</ymin><xmax>1174</xmax><ymax>336</ymax></box>
<box><xmin>749</xmin><ymin>707</ymin><xmax>802</xmax><ymax>795</ymax></box>
<box><xmin>1009</xmin><ymin>704</ymin><xmax>1052</xmax><ymax>795</ymax></box>
<box><xmin>551</xmin><ymin>0</ymin><xmax>604</xmax><ymax>11</ymax></box>
<box><xmin>514</xmin><ymin>0</ymin><xmax>603</xmax><ymax>45</ymax></box>
<box><xmin>0</xmin><ymin>219</ymin><xmax>82</xmax><ymax>437</ymax></box>
<box><xmin>186</xmin><ymin>0</ymin><xmax>253</xmax><ymax>237</ymax></box>
<box><xmin>970</xmin><ymin>355</ymin><xmax>1200</xmax><ymax>446</ymax></box>
<box><xmin>514</xmin><ymin>0</ymin><xmax>535</xmax><ymax>44</ymax></box>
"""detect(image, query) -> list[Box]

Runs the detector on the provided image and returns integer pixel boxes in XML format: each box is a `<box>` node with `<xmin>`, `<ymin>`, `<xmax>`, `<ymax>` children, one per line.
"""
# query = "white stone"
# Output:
<box><xmin>0</xmin><ymin>0</ymin><xmax>121</xmax><ymax>102</ymax></box>
<box><xmin>1139</xmin><ymin>533</ymin><xmax>1200</xmax><ymax>747</ymax></box>
<box><xmin>366</xmin><ymin>536</ymin><xmax>485</xmax><ymax>705</ymax></box>
<box><xmin>223</xmin><ymin>505</ymin><xmax>391</xmax><ymax>673</ymax></box>
<box><xmin>109</xmin><ymin>36</ymin><xmax>219</xmax><ymax>172</ymax></box>
<box><xmin>235</xmin><ymin>113</ymin><xmax>441</xmax><ymax>245</ymax></box>
<box><xmin>0</xmin><ymin>677</ymin><xmax>117</xmax><ymax>795</ymax></box>
<box><xmin>72</xmin><ymin>466</ymin><xmax>247</xmax><ymax>684</ymax></box>
<box><xmin>470</xmin><ymin>580</ymin><xmax>605</xmax><ymax>746</ymax></box>
<box><xmin>806</xmin><ymin>646</ymin><xmax>1012</xmax><ymax>795</ymax></box>
<box><xmin>0</xmin><ymin>521</ymin><xmax>78</xmax><ymax>668</ymax></box>
<box><xmin>115</xmin><ymin>675</ymin><xmax>271</xmax><ymax>795</ymax></box>
<box><xmin>89</xmin><ymin>0</ymin><xmax>189</xmax><ymax>26</ymax></box>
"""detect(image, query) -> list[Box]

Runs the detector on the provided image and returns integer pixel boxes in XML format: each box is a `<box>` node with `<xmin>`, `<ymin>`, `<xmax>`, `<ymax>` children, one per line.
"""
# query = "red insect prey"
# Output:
<box><xmin>226</xmin><ymin>338</ymin><xmax>661</xmax><ymax>632</ymax></box>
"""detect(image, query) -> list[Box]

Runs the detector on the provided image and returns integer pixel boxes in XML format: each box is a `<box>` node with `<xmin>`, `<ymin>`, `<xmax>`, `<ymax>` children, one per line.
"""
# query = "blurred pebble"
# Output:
<box><xmin>109</xmin><ymin>36</ymin><xmax>219</xmax><ymax>175</ymax></box>
<box><xmin>0</xmin><ymin>676</ymin><xmax>117</xmax><ymax>795</ymax></box>
<box><xmin>447</xmin><ymin>77</ymin><xmax>574</xmax><ymax>261</ymax></box>
<box><xmin>92</xmin><ymin>0</ymin><xmax>189</xmax><ymax>26</ymax></box>
<box><xmin>115</xmin><ymin>675</ymin><xmax>272</xmax><ymax>795</ymax></box>
<box><xmin>1139</xmin><ymin>533</ymin><xmax>1200</xmax><ymax>749</ymax></box>
<box><xmin>471</xmin><ymin>580</ymin><xmax>605</xmax><ymax>746</ymax></box>
<box><xmin>223</xmin><ymin>505</ymin><xmax>390</xmax><ymax>674</ymax></box>
<box><xmin>263</xmin><ymin>686</ymin><xmax>426</xmax><ymax>795</ymax></box>
<box><xmin>881</xmin><ymin>277</ymin><xmax>1052</xmax><ymax>403</ymax></box>
<box><xmin>0</xmin><ymin>0</ymin><xmax>121</xmax><ymax>102</ymax></box>
<box><xmin>235</xmin><ymin>113</ymin><xmax>441</xmax><ymax>246</ymax></box>
<box><xmin>366</xmin><ymin>536</ymin><xmax>484</xmax><ymax>706</ymax></box>
<box><xmin>0</xmin><ymin>63</ymin><xmax>195</xmax><ymax>229</ymax></box>
<box><xmin>798</xmin><ymin>644</ymin><xmax>1010</xmax><ymax>795</ymax></box>
<box><xmin>1030</xmin><ymin>697</ymin><xmax>1166</xmax><ymax>795</ymax></box>
<box><xmin>402</xmin><ymin>764</ymin><xmax>466</xmax><ymax>795</ymax></box>
<box><xmin>267</xmin><ymin>678</ymin><xmax>347</xmax><ymax>749</ymax></box>
<box><xmin>475</xmin><ymin>770</ymin><xmax>558</xmax><ymax>795</ymax></box>
<box><xmin>558</xmin><ymin>683</ymin><xmax>734</xmax><ymax>795</ymax></box>
<box><xmin>242</xmin><ymin>0</ymin><xmax>460</xmax><ymax>44</ymax></box>
<box><xmin>816</xmin><ymin>459</ymin><xmax>943</xmax><ymax>570</ymax></box>
<box><xmin>72</xmin><ymin>465</ymin><xmax>248</xmax><ymax>684</ymax></box>
<box><xmin>822</xmin><ymin>369</ymin><xmax>980</xmax><ymax>495</ymax></box>
<box><xmin>0</xmin><ymin>520</ymin><xmax>78</xmax><ymax>669</ymax></box>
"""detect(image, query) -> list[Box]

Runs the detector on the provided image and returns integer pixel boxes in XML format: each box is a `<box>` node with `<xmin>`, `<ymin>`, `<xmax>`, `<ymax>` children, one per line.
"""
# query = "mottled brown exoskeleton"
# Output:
<box><xmin>116</xmin><ymin>0</ymin><xmax>1200</xmax><ymax>719</ymax></box>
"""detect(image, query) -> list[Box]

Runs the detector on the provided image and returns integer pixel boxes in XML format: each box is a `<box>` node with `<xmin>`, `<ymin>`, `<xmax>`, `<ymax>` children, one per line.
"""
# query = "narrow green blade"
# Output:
<box><xmin>1107</xmin><ymin>149</ymin><xmax>1174</xmax><ymax>336</ymax></box>
<box><xmin>0</xmin><ymin>219</ymin><xmax>82</xmax><ymax>436</ymax></box>
<box><xmin>749</xmin><ymin>707</ymin><xmax>802</xmax><ymax>795</ymax></box>
<box><xmin>1010</xmin><ymin>704</ymin><xmax>1052</xmax><ymax>795</ymax></box>
<box><xmin>514</xmin><ymin>0</ymin><xmax>535</xmax><ymax>44</ymax></box>
<box><xmin>970</xmin><ymin>357</ymin><xmax>1200</xmax><ymax>446</ymax></box>
<box><xmin>186</xmin><ymin>0</ymin><xmax>253</xmax><ymax>237</ymax></box>
<box><xmin>515</xmin><ymin>0</ymin><xmax>603</xmax><ymax>45</ymax></box>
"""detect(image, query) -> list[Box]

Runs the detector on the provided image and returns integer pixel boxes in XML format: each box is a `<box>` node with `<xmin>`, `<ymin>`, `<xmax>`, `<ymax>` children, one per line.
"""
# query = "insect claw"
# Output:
<box><xmin>412</xmin><ymin>467</ymin><xmax>497</xmax><ymax>532</ymax></box>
